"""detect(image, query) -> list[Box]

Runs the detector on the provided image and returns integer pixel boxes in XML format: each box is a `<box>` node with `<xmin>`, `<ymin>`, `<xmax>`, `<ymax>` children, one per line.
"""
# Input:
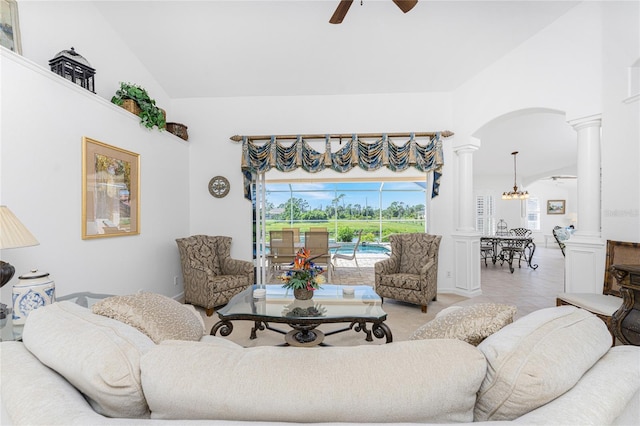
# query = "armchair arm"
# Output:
<box><xmin>221</xmin><ymin>257</ymin><xmax>253</xmax><ymax>276</ymax></box>
<box><xmin>420</xmin><ymin>259</ymin><xmax>436</xmax><ymax>277</ymax></box>
<box><xmin>374</xmin><ymin>257</ymin><xmax>398</xmax><ymax>275</ymax></box>
<box><xmin>420</xmin><ymin>259</ymin><xmax>438</xmax><ymax>297</ymax></box>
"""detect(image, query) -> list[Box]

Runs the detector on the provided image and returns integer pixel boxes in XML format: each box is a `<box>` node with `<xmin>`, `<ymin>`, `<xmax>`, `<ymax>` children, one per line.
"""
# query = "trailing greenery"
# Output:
<box><xmin>111</xmin><ymin>82</ymin><xmax>166</xmax><ymax>130</ymax></box>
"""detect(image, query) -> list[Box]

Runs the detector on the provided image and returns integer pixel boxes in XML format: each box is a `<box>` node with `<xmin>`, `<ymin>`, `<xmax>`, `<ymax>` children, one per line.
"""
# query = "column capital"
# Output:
<box><xmin>453</xmin><ymin>144</ymin><xmax>479</xmax><ymax>154</ymax></box>
<box><xmin>568</xmin><ymin>114</ymin><xmax>602</xmax><ymax>131</ymax></box>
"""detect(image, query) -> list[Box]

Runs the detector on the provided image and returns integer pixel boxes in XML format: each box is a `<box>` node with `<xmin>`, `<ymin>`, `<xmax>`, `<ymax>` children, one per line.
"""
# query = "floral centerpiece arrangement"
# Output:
<box><xmin>280</xmin><ymin>248</ymin><xmax>326</xmax><ymax>300</ymax></box>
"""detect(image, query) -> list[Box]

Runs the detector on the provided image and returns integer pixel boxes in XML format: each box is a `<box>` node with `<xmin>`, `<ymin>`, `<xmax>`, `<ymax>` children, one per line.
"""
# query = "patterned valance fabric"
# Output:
<box><xmin>241</xmin><ymin>133</ymin><xmax>445</xmax><ymax>201</ymax></box>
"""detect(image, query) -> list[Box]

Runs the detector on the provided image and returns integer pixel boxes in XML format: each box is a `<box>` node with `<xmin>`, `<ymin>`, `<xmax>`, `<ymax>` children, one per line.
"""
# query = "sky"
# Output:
<box><xmin>265</xmin><ymin>181</ymin><xmax>428</xmax><ymax>210</ymax></box>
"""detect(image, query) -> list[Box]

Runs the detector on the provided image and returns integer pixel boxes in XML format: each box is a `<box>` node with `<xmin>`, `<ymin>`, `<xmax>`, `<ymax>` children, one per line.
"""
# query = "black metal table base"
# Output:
<box><xmin>211</xmin><ymin>318</ymin><xmax>393</xmax><ymax>347</ymax></box>
<box><xmin>481</xmin><ymin>237</ymin><xmax>539</xmax><ymax>273</ymax></box>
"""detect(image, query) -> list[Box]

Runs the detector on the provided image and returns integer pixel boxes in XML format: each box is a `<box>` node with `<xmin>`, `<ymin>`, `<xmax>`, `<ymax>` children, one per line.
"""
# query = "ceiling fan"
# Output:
<box><xmin>330</xmin><ymin>0</ymin><xmax>418</xmax><ymax>24</ymax></box>
<box><xmin>543</xmin><ymin>175</ymin><xmax>578</xmax><ymax>184</ymax></box>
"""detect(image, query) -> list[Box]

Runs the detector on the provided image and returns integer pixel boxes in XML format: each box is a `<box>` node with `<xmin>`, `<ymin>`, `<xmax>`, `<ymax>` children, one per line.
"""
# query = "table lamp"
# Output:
<box><xmin>0</xmin><ymin>206</ymin><xmax>39</xmax><ymax>318</ymax></box>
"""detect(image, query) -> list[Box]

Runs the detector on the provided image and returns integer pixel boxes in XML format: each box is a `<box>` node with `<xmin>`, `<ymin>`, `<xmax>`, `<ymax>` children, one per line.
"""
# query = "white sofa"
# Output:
<box><xmin>1</xmin><ymin>301</ymin><xmax>639</xmax><ymax>425</ymax></box>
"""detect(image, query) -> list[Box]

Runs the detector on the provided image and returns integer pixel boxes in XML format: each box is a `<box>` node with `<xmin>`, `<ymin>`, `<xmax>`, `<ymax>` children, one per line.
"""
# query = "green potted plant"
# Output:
<box><xmin>111</xmin><ymin>82</ymin><xmax>166</xmax><ymax>130</ymax></box>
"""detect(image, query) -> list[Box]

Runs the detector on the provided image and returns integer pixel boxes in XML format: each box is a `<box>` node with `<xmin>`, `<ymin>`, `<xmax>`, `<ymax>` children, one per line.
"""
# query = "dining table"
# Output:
<box><xmin>480</xmin><ymin>235</ymin><xmax>538</xmax><ymax>273</ymax></box>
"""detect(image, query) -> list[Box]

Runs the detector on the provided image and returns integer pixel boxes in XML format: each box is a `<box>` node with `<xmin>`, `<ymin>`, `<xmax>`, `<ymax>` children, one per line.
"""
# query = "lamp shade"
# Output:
<box><xmin>0</xmin><ymin>206</ymin><xmax>39</xmax><ymax>249</ymax></box>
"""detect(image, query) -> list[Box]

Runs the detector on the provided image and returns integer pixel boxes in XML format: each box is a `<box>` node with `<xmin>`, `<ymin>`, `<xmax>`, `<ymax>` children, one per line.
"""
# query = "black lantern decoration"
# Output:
<box><xmin>49</xmin><ymin>47</ymin><xmax>96</xmax><ymax>93</ymax></box>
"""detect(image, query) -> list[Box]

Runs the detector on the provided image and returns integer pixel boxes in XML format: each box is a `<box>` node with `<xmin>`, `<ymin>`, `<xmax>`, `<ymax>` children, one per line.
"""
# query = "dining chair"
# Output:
<box><xmin>480</xmin><ymin>238</ymin><xmax>495</xmax><ymax>267</ymax></box>
<box><xmin>304</xmin><ymin>231</ymin><xmax>331</xmax><ymax>282</ymax></box>
<box><xmin>282</xmin><ymin>227</ymin><xmax>300</xmax><ymax>243</ymax></box>
<box><xmin>268</xmin><ymin>230</ymin><xmax>296</xmax><ymax>272</ymax></box>
<box><xmin>552</xmin><ymin>225</ymin><xmax>569</xmax><ymax>256</ymax></box>
<box><xmin>510</xmin><ymin>228</ymin><xmax>532</xmax><ymax>237</ymax></box>
<box><xmin>332</xmin><ymin>230</ymin><xmax>362</xmax><ymax>272</ymax></box>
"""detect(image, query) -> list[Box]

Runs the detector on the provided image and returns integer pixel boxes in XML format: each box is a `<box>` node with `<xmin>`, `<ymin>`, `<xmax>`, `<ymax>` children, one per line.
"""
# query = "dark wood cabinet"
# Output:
<box><xmin>610</xmin><ymin>264</ymin><xmax>640</xmax><ymax>346</ymax></box>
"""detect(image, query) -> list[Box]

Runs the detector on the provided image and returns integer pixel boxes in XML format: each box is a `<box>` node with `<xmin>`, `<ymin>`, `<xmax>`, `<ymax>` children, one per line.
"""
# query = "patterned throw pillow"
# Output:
<box><xmin>409</xmin><ymin>303</ymin><xmax>517</xmax><ymax>346</ymax></box>
<box><xmin>92</xmin><ymin>292</ymin><xmax>205</xmax><ymax>343</ymax></box>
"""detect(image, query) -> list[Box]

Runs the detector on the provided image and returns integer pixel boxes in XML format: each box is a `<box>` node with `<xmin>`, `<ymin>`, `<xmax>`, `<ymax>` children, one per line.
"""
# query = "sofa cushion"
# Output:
<box><xmin>141</xmin><ymin>339</ymin><xmax>487</xmax><ymax>423</ymax></box>
<box><xmin>92</xmin><ymin>292</ymin><xmax>205</xmax><ymax>343</ymax></box>
<box><xmin>474</xmin><ymin>305</ymin><xmax>612</xmax><ymax>421</ymax></box>
<box><xmin>409</xmin><ymin>303</ymin><xmax>517</xmax><ymax>346</ymax></box>
<box><xmin>22</xmin><ymin>301</ymin><xmax>154</xmax><ymax>418</ymax></box>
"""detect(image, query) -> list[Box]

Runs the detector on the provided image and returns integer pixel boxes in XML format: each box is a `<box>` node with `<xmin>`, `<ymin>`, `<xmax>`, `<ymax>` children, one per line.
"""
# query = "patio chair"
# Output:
<box><xmin>282</xmin><ymin>227</ymin><xmax>300</xmax><ymax>243</ymax></box>
<box><xmin>332</xmin><ymin>230</ymin><xmax>362</xmax><ymax>271</ymax></box>
<box><xmin>176</xmin><ymin>235</ymin><xmax>253</xmax><ymax>316</ymax></box>
<box><xmin>374</xmin><ymin>233</ymin><xmax>442</xmax><ymax>313</ymax></box>
<box><xmin>309</xmin><ymin>227</ymin><xmax>327</xmax><ymax>232</ymax></box>
<box><xmin>304</xmin><ymin>231</ymin><xmax>332</xmax><ymax>281</ymax></box>
<box><xmin>268</xmin><ymin>230</ymin><xmax>296</xmax><ymax>271</ymax></box>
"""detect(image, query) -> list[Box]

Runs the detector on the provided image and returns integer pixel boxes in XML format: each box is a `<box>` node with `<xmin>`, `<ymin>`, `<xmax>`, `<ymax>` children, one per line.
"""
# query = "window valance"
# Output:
<box><xmin>235</xmin><ymin>132</ymin><xmax>452</xmax><ymax>201</ymax></box>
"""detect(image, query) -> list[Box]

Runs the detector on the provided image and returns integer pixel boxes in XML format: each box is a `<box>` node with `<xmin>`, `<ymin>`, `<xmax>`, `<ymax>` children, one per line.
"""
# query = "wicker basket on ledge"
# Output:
<box><xmin>166</xmin><ymin>122</ymin><xmax>189</xmax><ymax>141</ymax></box>
<box><xmin>121</xmin><ymin>99</ymin><xmax>141</xmax><ymax>116</ymax></box>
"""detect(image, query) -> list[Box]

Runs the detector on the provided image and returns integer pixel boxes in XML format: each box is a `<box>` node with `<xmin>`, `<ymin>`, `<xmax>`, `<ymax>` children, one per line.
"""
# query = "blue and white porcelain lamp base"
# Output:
<box><xmin>12</xmin><ymin>270</ymin><xmax>55</xmax><ymax>325</ymax></box>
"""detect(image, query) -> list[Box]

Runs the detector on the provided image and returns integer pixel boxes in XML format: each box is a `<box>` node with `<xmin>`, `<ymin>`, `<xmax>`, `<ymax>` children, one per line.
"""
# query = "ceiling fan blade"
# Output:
<box><xmin>392</xmin><ymin>0</ymin><xmax>418</xmax><ymax>14</ymax></box>
<box><xmin>330</xmin><ymin>0</ymin><xmax>354</xmax><ymax>24</ymax></box>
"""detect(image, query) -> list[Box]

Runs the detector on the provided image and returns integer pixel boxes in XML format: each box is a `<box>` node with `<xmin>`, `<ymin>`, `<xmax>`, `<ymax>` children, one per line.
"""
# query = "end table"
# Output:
<box><xmin>609</xmin><ymin>264</ymin><xmax>640</xmax><ymax>346</ymax></box>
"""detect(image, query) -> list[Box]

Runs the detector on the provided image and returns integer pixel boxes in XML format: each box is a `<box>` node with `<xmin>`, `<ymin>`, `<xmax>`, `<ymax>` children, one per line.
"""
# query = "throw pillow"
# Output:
<box><xmin>409</xmin><ymin>303</ymin><xmax>517</xmax><ymax>346</ymax></box>
<box><xmin>22</xmin><ymin>301</ymin><xmax>153</xmax><ymax>418</ymax></box>
<box><xmin>474</xmin><ymin>306</ymin><xmax>612</xmax><ymax>421</ymax></box>
<box><xmin>92</xmin><ymin>292</ymin><xmax>205</xmax><ymax>344</ymax></box>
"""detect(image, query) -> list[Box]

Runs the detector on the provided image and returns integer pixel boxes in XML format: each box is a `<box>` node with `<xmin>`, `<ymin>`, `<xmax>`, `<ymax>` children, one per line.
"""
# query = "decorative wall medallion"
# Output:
<box><xmin>208</xmin><ymin>176</ymin><xmax>230</xmax><ymax>198</ymax></box>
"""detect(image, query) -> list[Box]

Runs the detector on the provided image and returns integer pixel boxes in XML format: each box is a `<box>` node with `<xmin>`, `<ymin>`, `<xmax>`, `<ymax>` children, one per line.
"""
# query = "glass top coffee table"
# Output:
<box><xmin>211</xmin><ymin>284</ymin><xmax>392</xmax><ymax>347</ymax></box>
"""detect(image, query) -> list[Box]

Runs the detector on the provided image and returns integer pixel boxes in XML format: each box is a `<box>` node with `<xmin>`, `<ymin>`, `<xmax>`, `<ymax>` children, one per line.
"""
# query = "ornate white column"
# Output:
<box><xmin>573</xmin><ymin>115</ymin><xmax>602</xmax><ymax>238</ymax></box>
<box><xmin>564</xmin><ymin>114</ymin><xmax>606</xmax><ymax>293</ymax></box>
<box><xmin>456</xmin><ymin>145</ymin><xmax>477</xmax><ymax>232</ymax></box>
<box><xmin>451</xmin><ymin>141</ymin><xmax>482</xmax><ymax>297</ymax></box>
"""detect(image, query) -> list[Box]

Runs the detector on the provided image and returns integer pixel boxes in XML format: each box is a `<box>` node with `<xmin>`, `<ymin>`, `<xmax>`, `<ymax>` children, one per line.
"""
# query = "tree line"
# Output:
<box><xmin>268</xmin><ymin>195</ymin><xmax>425</xmax><ymax>221</ymax></box>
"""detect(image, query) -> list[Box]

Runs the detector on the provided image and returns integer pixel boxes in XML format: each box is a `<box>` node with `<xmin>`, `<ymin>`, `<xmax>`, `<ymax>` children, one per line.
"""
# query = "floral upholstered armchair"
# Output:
<box><xmin>176</xmin><ymin>235</ymin><xmax>253</xmax><ymax>316</ymax></box>
<box><xmin>374</xmin><ymin>233</ymin><xmax>442</xmax><ymax>313</ymax></box>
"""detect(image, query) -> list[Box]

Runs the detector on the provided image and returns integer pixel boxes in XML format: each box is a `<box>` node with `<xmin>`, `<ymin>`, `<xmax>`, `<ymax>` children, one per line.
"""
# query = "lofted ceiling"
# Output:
<box><xmin>94</xmin><ymin>0</ymin><xmax>579</xmax><ymax>98</ymax></box>
<box><xmin>93</xmin><ymin>0</ymin><xmax>581</xmax><ymax>183</ymax></box>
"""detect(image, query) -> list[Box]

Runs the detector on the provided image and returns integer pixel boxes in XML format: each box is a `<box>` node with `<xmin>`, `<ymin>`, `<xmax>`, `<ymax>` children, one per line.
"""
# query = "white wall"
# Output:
<box><xmin>174</xmin><ymin>93</ymin><xmax>460</xmax><ymax>289</ymax></box>
<box><xmin>18</xmin><ymin>1</ymin><xmax>173</xmax><ymax>116</ymax></box>
<box><xmin>453</xmin><ymin>1</ymin><xmax>603</xmax><ymax>133</ymax></box>
<box><xmin>601</xmin><ymin>1</ymin><xmax>640</xmax><ymax>242</ymax></box>
<box><xmin>0</xmin><ymin>51</ymin><xmax>190</xmax><ymax>306</ymax></box>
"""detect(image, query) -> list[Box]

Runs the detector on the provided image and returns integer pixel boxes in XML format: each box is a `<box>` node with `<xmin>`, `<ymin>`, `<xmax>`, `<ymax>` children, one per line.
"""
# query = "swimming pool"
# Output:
<box><xmin>332</xmin><ymin>242</ymin><xmax>390</xmax><ymax>255</ymax></box>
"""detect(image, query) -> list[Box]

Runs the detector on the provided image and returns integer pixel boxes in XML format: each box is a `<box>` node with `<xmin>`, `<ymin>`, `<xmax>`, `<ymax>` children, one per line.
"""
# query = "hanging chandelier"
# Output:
<box><xmin>502</xmin><ymin>151</ymin><xmax>529</xmax><ymax>200</ymax></box>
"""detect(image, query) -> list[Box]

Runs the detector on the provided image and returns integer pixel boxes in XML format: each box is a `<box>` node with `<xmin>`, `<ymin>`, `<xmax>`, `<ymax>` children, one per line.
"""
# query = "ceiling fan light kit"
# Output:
<box><xmin>502</xmin><ymin>151</ymin><xmax>530</xmax><ymax>200</ymax></box>
<box><xmin>330</xmin><ymin>0</ymin><xmax>418</xmax><ymax>24</ymax></box>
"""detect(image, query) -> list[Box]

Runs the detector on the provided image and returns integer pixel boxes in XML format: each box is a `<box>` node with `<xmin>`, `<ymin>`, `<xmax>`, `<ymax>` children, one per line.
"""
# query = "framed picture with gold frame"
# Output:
<box><xmin>82</xmin><ymin>137</ymin><xmax>140</xmax><ymax>239</ymax></box>
<box><xmin>1</xmin><ymin>0</ymin><xmax>22</xmax><ymax>54</ymax></box>
<box><xmin>547</xmin><ymin>199</ymin><xmax>565</xmax><ymax>215</ymax></box>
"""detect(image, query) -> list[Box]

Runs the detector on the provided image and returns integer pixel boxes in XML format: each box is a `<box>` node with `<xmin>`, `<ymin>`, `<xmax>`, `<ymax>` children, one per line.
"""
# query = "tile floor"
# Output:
<box><xmin>270</xmin><ymin>244</ymin><xmax>565</xmax><ymax>318</ymax></box>
<box><xmin>204</xmin><ymin>245</ymin><xmax>566</xmax><ymax>346</ymax></box>
<box><xmin>263</xmin><ymin>245</ymin><xmax>565</xmax><ymax>320</ymax></box>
